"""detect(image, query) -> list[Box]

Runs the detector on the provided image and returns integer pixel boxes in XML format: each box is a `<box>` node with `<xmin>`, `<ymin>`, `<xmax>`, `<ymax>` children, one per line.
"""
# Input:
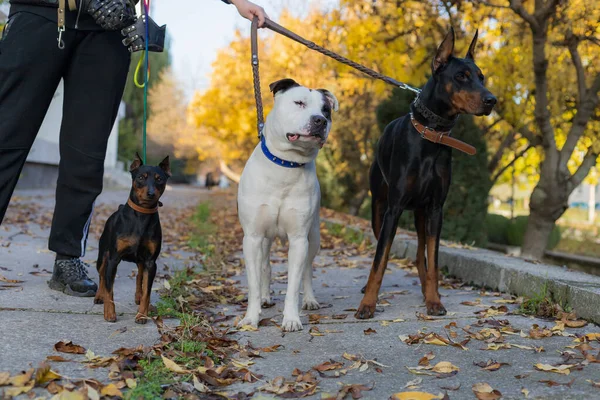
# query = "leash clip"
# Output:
<box><xmin>57</xmin><ymin>26</ymin><xmax>65</xmax><ymax>49</ymax></box>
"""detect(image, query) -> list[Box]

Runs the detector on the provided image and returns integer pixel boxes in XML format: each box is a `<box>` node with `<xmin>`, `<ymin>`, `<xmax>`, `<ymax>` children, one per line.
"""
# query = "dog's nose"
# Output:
<box><xmin>311</xmin><ymin>115</ymin><xmax>326</xmax><ymax>126</ymax></box>
<box><xmin>147</xmin><ymin>191</ymin><xmax>156</xmax><ymax>199</ymax></box>
<box><xmin>483</xmin><ymin>95</ymin><xmax>497</xmax><ymax>106</ymax></box>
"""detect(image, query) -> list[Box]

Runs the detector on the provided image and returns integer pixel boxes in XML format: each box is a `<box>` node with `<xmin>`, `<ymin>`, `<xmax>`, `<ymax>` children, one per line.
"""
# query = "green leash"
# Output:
<box><xmin>133</xmin><ymin>0</ymin><xmax>151</xmax><ymax>164</ymax></box>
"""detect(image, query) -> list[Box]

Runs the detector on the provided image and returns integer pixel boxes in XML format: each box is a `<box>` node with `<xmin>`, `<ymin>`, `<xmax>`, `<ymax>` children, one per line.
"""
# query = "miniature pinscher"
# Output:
<box><xmin>94</xmin><ymin>153</ymin><xmax>171</xmax><ymax>324</ymax></box>
<box><xmin>356</xmin><ymin>28</ymin><xmax>497</xmax><ymax>319</ymax></box>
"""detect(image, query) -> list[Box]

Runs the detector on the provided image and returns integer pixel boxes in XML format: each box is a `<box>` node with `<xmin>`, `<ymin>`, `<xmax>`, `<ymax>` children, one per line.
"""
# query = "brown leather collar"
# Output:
<box><xmin>410</xmin><ymin>114</ymin><xmax>476</xmax><ymax>156</ymax></box>
<box><xmin>127</xmin><ymin>198</ymin><xmax>159</xmax><ymax>214</ymax></box>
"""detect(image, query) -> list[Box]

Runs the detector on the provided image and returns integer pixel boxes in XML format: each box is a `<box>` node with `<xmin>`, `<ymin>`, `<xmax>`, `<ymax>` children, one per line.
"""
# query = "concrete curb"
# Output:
<box><xmin>323</xmin><ymin>218</ymin><xmax>600</xmax><ymax>325</ymax></box>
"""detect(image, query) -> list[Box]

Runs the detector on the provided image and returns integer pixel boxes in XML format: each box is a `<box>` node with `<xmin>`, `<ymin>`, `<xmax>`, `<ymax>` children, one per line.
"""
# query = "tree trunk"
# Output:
<box><xmin>521</xmin><ymin>183</ymin><xmax>567</xmax><ymax>259</ymax></box>
<box><xmin>520</xmin><ymin>208</ymin><xmax>557</xmax><ymax>260</ymax></box>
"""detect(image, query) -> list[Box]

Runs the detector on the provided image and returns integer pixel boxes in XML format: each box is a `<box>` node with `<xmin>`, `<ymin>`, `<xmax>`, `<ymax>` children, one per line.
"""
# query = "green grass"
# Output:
<box><xmin>126</xmin><ymin>359</ymin><xmax>173</xmax><ymax>400</ymax></box>
<box><xmin>324</xmin><ymin>221</ymin><xmax>366</xmax><ymax>245</ymax></box>
<box><xmin>517</xmin><ymin>280</ymin><xmax>572</xmax><ymax>317</ymax></box>
<box><xmin>188</xmin><ymin>202</ymin><xmax>217</xmax><ymax>255</ymax></box>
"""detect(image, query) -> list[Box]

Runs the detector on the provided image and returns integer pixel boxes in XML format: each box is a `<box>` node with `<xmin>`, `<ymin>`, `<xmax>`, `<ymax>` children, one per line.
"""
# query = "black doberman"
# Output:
<box><xmin>355</xmin><ymin>28</ymin><xmax>497</xmax><ymax>319</ymax></box>
<box><xmin>94</xmin><ymin>153</ymin><xmax>171</xmax><ymax>323</ymax></box>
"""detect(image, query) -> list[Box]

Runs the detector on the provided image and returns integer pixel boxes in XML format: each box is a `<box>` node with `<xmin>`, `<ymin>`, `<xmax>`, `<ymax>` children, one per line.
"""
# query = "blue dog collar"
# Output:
<box><xmin>261</xmin><ymin>136</ymin><xmax>305</xmax><ymax>168</ymax></box>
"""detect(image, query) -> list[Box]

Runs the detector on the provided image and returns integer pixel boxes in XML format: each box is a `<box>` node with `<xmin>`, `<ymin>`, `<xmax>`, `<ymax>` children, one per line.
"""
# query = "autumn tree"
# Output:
<box><xmin>472</xmin><ymin>0</ymin><xmax>600</xmax><ymax>259</ymax></box>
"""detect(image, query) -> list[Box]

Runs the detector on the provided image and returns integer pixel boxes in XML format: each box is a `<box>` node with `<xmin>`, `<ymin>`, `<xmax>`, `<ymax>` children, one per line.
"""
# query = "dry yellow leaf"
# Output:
<box><xmin>238</xmin><ymin>325</ymin><xmax>258</xmax><ymax>332</ymax></box>
<box><xmin>0</xmin><ymin>372</ymin><xmax>10</xmax><ymax>386</ymax></box>
<box><xmin>431</xmin><ymin>361</ymin><xmax>459</xmax><ymax>374</ymax></box>
<box><xmin>574</xmin><ymin>333</ymin><xmax>600</xmax><ymax>342</ymax></box>
<box><xmin>521</xmin><ymin>388</ymin><xmax>530</xmax><ymax>398</ymax></box>
<box><xmin>534</xmin><ymin>363</ymin><xmax>572</xmax><ymax>375</ymax></box>
<box><xmin>100</xmin><ymin>383</ymin><xmax>123</xmax><ymax>398</ymax></box>
<box><xmin>126</xmin><ymin>378</ymin><xmax>137</xmax><ymax>389</ymax></box>
<box><xmin>86</xmin><ymin>385</ymin><xmax>100</xmax><ymax>400</ymax></box>
<box><xmin>193</xmin><ymin>375</ymin><xmax>209</xmax><ymax>393</ymax></box>
<box><xmin>161</xmin><ymin>355</ymin><xmax>188</xmax><ymax>374</ymax></box>
<box><xmin>472</xmin><ymin>382</ymin><xmax>502</xmax><ymax>399</ymax></box>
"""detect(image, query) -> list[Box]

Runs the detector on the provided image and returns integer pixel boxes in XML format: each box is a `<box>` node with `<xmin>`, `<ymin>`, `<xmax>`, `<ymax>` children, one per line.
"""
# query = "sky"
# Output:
<box><xmin>153</xmin><ymin>0</ymin><xmax>338</xmax><ymax>100</ymax></box>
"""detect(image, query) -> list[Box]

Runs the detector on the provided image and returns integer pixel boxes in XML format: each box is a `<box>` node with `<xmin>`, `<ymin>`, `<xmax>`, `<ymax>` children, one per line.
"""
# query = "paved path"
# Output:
<box><xmin>1</xmin><ymin>188</ymin><xmax>599</xmax><ymax>400</ymax></box>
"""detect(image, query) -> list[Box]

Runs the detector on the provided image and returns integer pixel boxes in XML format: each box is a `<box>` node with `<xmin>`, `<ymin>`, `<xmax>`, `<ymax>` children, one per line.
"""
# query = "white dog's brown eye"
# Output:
<box><xmin>294</xmin><ymin>101</ymin><xmax>306</xmax><ymax>108</ymax></box>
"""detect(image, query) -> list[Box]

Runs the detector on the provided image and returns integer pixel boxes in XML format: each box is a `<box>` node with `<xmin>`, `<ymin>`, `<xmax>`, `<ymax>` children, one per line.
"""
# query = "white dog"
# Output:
<box><xmin>237</xmin><ymin>78</ymin><xmax>339</xmax><ymax>332</ymax></box>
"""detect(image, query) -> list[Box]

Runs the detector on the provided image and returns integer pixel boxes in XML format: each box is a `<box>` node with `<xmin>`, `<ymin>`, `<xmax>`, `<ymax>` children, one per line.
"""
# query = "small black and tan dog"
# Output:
<box><xmin>356</xmin><ymin>28</ymin><xmax>497</xmax><ymax>319</ymax></box>
<box><xmin>94</xmin><ymin>153</ymin><xmax>171</xmax><ymax>323</ymax></box>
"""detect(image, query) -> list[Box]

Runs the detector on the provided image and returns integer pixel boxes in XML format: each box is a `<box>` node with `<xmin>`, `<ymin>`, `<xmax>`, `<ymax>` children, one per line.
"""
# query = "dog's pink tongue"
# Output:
<box><xmin>289</xmin><ymin>134</ymin><xmax>299</xmax><ymax>141</ymax></box>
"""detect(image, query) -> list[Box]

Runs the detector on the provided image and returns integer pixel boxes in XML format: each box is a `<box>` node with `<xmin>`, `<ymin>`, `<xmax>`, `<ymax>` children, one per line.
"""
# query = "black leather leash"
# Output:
<box><xmin>250</xmin><ymin>17</ymin><xmax>421</xmax><ymax>139</ymax></box>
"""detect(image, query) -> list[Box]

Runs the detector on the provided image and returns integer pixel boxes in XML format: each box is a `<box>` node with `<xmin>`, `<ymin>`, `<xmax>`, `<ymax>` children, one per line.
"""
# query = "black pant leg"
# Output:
<box><xmin>48</xmin><ymin>30</ymin><xmax>130</xmax><ymax>257</ymax></box>
<box><xmin>0</xmin><ymin>12</ymin><xmax>69</xmax><ymax>224</ymax></box>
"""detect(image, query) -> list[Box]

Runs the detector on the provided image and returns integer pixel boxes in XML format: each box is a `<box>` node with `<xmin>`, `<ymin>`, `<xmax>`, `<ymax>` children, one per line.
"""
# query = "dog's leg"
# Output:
<box><xmin>362</xmin><ymin>162</ymin><xmax>388</xmax><ymax>294</ymax></box>
<box><xmin>414</xmin><ymin>208</ymin><xmax>428</xmax><ymax>298</ymax></box>
<box><xmin>103</xmin><ymin>254</ymin><xmax>120</xmax><ymax>323</ymax></box>
<box><xmin>94</xmin><ymin>250</ymin><xmax>109</xmax><ymax>305</ymax></box>
<box><xmin>356</xmin><ymin>207</ymin><xmax>401</xmax><ymax>319</ymax></box>
<box><xmin>282</xmin><ymin>237</ymin><xmax>309</xmax><ymax>331</ymax></box>
<box><xmin>238</xmin><ymin>235</ymin><xmax>265</xmax><ymax>328</ymax></box>
<box><xmin>302</xmin><ymin>222</ymin><xmax>320</xmax><ymax>310</ymax></box>
<box><xmin>424</xmin><ymin>209</ymin><xmax>446</xmax><ymax>316</ymax></box>
<box><xmin>135</xmin><ymin>263</ymin><xmax>143</xmax><ymax>305</ymax></box>
<box><xmin>260</xmin><ymin>238</ymin><xmax>274</xmax><ymax>308</ymax></box>
<box><xmin>136</xmin><ymin>261</ymin><xmax>157</xmax><ymax>324</ymax></box>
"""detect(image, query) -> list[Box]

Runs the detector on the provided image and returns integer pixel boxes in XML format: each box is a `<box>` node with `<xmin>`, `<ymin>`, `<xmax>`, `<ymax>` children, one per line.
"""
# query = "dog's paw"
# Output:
<box><xmin>426</xmin><ymin>301</ymin><xmax>447</xmax><ymax>316</ymax></box>
<box><xmin>135</xmin><ymin>314</ymin><xmax>149</xmax><ymax>324</ymax></box>
<box><xmin>237</xmin><ymin>315</ymin><xmax>259</xmax><ymax>329</ymax></box>
<box><xmin>302</xmin><ymin>298</ymin><xmax>320</xmax><ymax>310</ymax></box>
<box><xmin>281</xmin><ymin>316</ymin><xmax>303</xmax><ymax>332</ymax></box>
<box><xmin>355</xmin><ymin>302</ymin><xmax>376</xmax><ymax>319</ymax></box>
<box><xmin>261</xmin><ymin>298</ymin><xmax>275</xmax><ymax>308</ymax></box>
<box><xmin>104</xmin><ymin>313</ymin><xmax>117</xmax><ymax>323</ymax></box>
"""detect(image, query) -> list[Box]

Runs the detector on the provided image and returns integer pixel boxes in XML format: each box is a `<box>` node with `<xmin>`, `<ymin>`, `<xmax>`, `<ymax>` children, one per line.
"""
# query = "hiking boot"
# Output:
<box><xmin>48</xmin><ymin>258</ymin><xmax>97</xmax><ymax>297</ymax></box>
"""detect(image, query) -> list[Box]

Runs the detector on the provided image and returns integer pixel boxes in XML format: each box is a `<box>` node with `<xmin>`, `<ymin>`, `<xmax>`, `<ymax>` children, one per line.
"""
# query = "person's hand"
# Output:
<box><xmin>231</xmin><ymin>0</ymin><xmax>269</xmax><ymax>27</ymax></box>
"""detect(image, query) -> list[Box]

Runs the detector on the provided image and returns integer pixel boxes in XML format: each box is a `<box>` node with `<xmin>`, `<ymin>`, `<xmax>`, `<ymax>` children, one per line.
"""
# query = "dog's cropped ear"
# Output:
<box><xmin>159</xmin><ymin>156</ymin><xmax>172</xmax><ymax>177</ymax></box>
<box><xmin>269</xmin><ymin>78</ymin><xmax>300</xmax><ymax>96</ymax></box>
<box><xmin>318</xmin><ymin>89</ymin><xmax>339</xmax><ymax>112</ymax></box>
<box><xmin>432</xmin><ymin>27</ymin><xmax>455</xmax><ymax>74</ymax></box>
<box><xmin>465</xmin><ymin>29</ymin><xmax>478</xmax><ymax>61</ymax></box>
<box><xmin>130</xmin><ymin>152</ymin><xmax>143</xmax><ymax>172</ymax></box>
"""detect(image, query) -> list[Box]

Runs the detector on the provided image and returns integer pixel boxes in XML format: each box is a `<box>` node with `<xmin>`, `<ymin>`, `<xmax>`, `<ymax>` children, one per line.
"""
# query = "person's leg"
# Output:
<box><xmin>0</xmin><ymin>12</ymin><xmax>69</xmax><ymax>224</ymax></box>
<box><xmin>47</xmin><ymin>29</ymin><xmax>130</xmax><ymax>296</ymax></box>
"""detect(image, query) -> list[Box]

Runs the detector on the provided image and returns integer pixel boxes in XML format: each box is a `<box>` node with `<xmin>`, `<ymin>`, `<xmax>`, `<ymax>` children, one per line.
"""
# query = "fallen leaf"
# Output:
<box><xmin>0</xmin><ymin>372</ymin><xmax>10</xmax><ymax>385</ymax></box>
<box><xmin>473</xmin><ymin>360</ymin><xmax>509</xmax><ymax>371</ymax></box>
<box><xmin>46</xmin><ymin>355</ymin><xmax>70</xmax><ymax>362</ymax></box>
<box><xmin>472</xmin><ymin>382</ymin><xmax>502</xmax><ymax>400</ymax></box>
<box><xmin>521</xmin><ymin>387</ymin><xmax>529</xmax><ymax>398</ymax></box>
<box><xmin>260</xmin><ymin>344</ymin><xmax>284</xmax><ymax>353</ymax></box>
<box><xmin>364</xmin><ymin>328</ymin><xmax>377</xmax><ymax>335</ymax></box>
<box><xmin>529</xmin><ymin>325</ymin><xmax>553</xmax><ymax>339</ymax></box>
<box><xmin>404</xmin><ymin>378</ymin><xmax>423</xmax><ymax>388</ymax></box>
<box><xmin>100</xmin><ymin>383</ymin><xmax>123</xmax><ymax>398</ymax></box>
<box><xmin>534</xmin><ymin>363</ymin><xmax>572</xmax><ymax>375</ymax></box>
<box><xmin>539</xmin><ymin>378</ymin><xmax>575</xmax><ymax>387</ymax></box>
<box><xmin>161</xmin><ymin>355</ymin><xmax>188</xmax><ymax>374</ymax></box>
<box><xmin>587</xmin><ymin>380</ymin><xmax>600</xmax><ymax>388</ymax></box>
<box><xmin>332</xmin><ymin>314</ymin><xmax>348</xmax><ymax>320</ymax></box>
<box><xmin>416</xmin><ymin>312</ymin><xmax>435</xmax><ymax>321</ymax></box>
<box><xmin>193</xmin><ymin>375</ymin><xmax>209</xmax><ymax>393</ymax></box>
<box><xmin>125</xmin><ymin>378</ymin><xmax>137</xmax><ymax>389</ymax></box>
<box><xmin>323</xmin><ymin>383</ymin><xmax>374</xmax><ymax>400</ymax></box>
<box><xmin>238</xmin><ymin>325</ymin><xmax>258</xmax><ymax>332</ymax></box>
<box><xmin>575</xmin><ymin>333</ymin><xmax>600</xmax><ymax>342</ymax></box>
<box><xmin>418</xmin><ymin>352</ymin><xmax>435</xmax><ymax>366</ymax></box>
<box><xmin>564</xmin><ymin>319</ymin><xmax>587</xmax><ymax>328</ymax></box>
<box><xmin>35</xmin><ymin>363</ymin><xmax>62</xmax><ymax>385</ymax></box>
<box><xmin>431</xmin><ymin>362</ymin><xmax>459</xmax><ymax>374</ymax></box>
<box><xmin>461</xmin><ymin>300</ymin><xmax>481</xmax><ymax>306</ymax></box>
<box><xmin>424</xmin><ymin>334</ymin><xmax>449</xmax><ymax>347</ymax></box>
<box><xmin>0</xmin><ymin>274</ymin><xmax>23</xmax><ymax>283</ymax></box>
<box><xmin>54</xmin><ymin>340</ymin><xmax>86</xmax><ymax>354</ymax></box>
<box><xmin>390</xmin><ymin>392</ymin><xmax>443</xmax><ymax>400</ymax></box>
<box><xmin>313</xmin><ymin>360</ymin><xmax>344</xmax><ymax>372</ymax></box>
<box><xmin>86</xmin><ymin>385</ymin><xmax>100</xmax><ymax>400</ymax></box>
<box><xmin>8</xmin><ymin>369</ymin><xmax>33</xmax><ymax>386</ymax></box>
